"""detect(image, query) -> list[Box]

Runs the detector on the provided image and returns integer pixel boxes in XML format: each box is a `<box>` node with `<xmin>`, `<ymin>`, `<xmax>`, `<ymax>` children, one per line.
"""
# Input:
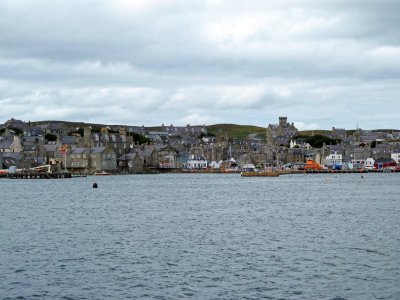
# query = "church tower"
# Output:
<box><xmin>279</xmin><ymin>116</ymin><xmax>287</xmax><ymax>128</ymax></box>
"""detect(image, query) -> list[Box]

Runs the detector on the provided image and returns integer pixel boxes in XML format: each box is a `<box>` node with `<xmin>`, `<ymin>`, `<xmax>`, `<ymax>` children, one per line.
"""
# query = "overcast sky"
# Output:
<box><xmin>0</xmin><ymin>0</ymin><xmax>399</xmax><ymax>130</ymax></box>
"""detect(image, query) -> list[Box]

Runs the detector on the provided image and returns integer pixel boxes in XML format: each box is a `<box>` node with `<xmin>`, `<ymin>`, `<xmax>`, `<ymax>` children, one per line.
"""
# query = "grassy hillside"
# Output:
<box><xmin>29</xmin><ymin>120</ymin><xmax>346</xmax><ymax>140</ymax></box>
<box><xmin>297</xmin><ymin>130</ymin><xmax>330</xmax><ymax>136</ymax></box>
<box><xmin>206</xmin><ymin>124</ymin><xmax>265</xmax><ymax>139</ymax></box>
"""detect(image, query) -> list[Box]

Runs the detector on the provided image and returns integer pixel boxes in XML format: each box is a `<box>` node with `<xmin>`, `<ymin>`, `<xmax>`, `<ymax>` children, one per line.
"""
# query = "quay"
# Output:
<box><xmin>241</xmin><ymin>168</ymin><xmax>398</xmax><ymax>177</ymax></box>
<box><xmin>241</xmin><ymin>170</ymin><xmax>290</xmax><ymax>177</ymax></box>
<box><xmin>294</xmin><ymin>169</ymin><xmax>397</xmax><ymax>174</ymax></box>
<box><xmin>1</xmin><ymin>172</ymin><xmax>72</xmax><ymax>179</ymax></box>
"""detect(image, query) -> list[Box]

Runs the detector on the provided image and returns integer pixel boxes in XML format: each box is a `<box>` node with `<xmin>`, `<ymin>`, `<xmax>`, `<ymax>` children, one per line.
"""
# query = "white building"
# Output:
<box><xmin>185</xmin><ymin>155</ymin><xmax>208</xmax><ymax>169</ymax></box>
<box><xmin>350</xmin><ymin>159</ymin><xmax>366</xmax><ymax>169</ymax></box>
<box><xmin>391</xmin><ymin>151</ymin><xmax>400</xmax><ymax>164</ymax></box>
<box><xmin>325</xmin><ymin>152</ymin><xmax>342</xmax><ymax>166</ymax></box>
<box><xmin>364</xmin><ymin>157</ymin><xmax>375</xmax><ymax>169</ymax></box>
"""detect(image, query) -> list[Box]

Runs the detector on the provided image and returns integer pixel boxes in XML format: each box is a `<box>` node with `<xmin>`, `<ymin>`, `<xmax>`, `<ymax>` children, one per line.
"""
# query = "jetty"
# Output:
<box><xmin>241</xmin><ymin>168</ymin><xmax>398</xmax><ymax>177</ymax></box>
<box><xmin>2</xmin><ymin>171</ymin><xmax>72</xmax><ymax>179</ymax></box>
<box><xmin>241</xmin><ymin>170</ymin><xmax>291</xmax><ymax>177</ymax></box>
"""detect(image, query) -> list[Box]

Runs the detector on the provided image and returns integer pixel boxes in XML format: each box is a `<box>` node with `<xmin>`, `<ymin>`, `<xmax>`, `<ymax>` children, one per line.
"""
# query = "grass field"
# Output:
<box><xmin>206</xmin><ymin>124</ymin><xmax>266</xmax><ymax>139</ymax></box>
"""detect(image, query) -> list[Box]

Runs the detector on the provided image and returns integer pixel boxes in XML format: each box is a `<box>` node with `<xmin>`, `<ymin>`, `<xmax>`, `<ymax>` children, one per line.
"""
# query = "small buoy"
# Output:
<box><xmin>361</xmin><ymin>175</ymin><xmax>363</xmax><ymax>179</ymax></box>
<box><xmin>93</xmin><ymin>182</ymin><xmax>98</xmax><ymax>188</ymax></box>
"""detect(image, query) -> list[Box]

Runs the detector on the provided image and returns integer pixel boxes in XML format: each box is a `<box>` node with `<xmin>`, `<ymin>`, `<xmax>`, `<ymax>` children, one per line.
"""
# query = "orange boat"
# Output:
<box><xmin>303</xmin><ymin>159</ymin><xmax>323</xmax><ymax>170</ymax></box>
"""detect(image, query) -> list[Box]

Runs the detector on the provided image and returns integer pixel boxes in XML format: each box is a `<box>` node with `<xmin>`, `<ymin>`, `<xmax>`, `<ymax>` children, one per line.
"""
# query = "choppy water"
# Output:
<box><xmin>1</xmin><ymin>173</ymin><xmax>399</xmax><ymax>299</ymax></box>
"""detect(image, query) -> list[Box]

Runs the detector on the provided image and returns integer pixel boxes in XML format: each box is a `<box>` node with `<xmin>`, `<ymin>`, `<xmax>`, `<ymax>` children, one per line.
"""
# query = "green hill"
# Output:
<box><xmin>206</xmin><ymin>124</ymin><xmax>265</xmax><ymax>139</ymax></box>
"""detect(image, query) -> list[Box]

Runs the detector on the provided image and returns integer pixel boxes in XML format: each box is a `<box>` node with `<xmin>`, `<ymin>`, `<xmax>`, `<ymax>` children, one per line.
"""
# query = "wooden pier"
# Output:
<box><xmin>2</xmin><ymin>172</ymin><xmax>72</xmax><ymax>179</ymax></box>
<box><xmin>241</xmin><ymin>171</ymin><xmax>287</xmax><ymax>177</ymax></box>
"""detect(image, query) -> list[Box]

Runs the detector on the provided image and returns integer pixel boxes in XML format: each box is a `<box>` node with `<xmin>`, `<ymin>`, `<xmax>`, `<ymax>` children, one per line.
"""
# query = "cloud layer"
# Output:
<box><xmin>1</xmin><ymin>0</ymin><xmax>399</xmax><ymax>129</ymax></box>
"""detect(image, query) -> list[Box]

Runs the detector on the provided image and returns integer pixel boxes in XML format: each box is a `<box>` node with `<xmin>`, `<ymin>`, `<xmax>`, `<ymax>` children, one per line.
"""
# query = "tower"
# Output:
<box><xmin>279</xmin><ymin>116</ymin><xmax>287</xmax><ymax>128</ymax></box>
<box><xmin>83</xmin><ymin>126</ymin><xmax>92</xmax><ymax>147</ymax></box>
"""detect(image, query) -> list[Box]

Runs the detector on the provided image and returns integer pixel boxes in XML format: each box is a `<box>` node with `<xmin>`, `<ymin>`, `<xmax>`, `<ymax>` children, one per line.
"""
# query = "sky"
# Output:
<box><xmin>0</xmin><ymin>0</ymin><xmax>399</xmax><ymax>130</ymax></box>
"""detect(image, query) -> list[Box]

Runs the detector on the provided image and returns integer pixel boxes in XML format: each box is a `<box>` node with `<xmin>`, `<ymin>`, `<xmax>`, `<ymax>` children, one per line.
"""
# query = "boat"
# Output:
<box><xmin>303</xmin><ymin>159</ymin><xmax>324</xmax><ymax>171</ymax></box>
<box><xmin>94</xmin><ymin>171</ymin><xmax>111</xmax><ymax>176</ymax></box>
<box><xmin>241</xmin><ymin>171</ymin><xmax>281</xmax><ymax>177</ymax></box>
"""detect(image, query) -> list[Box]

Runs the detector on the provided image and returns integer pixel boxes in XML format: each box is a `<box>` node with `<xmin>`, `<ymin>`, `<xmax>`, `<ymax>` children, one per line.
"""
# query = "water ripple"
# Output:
<box><xmin>1</xmin><ymin>173</ymin><xmax>400</xmax><ymax>299</ymax></box>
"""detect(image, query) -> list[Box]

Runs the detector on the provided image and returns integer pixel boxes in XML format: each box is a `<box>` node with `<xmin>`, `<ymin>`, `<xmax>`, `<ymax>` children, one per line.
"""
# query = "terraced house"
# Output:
<box><xmin>66</xmin><ymin>145</ymin><xmax>117</xmax><ymax>173</ymax></box>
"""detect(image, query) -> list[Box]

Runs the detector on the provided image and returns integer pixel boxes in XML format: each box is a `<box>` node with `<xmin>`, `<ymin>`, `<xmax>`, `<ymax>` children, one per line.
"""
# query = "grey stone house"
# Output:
<box><xmin>90</xmin><ymin>146</ymin><xmax>117</xmax><ymax>172</ymax></box>
<box><xmin>134</xmin><ymin>147</ymin><xmax>159</xmax><ymax>168</ymax></box>
<box><xmin>156</xmin><ymin>145</ymin><xmax>178</xmax><ymax>168</ymax></box>
<box><xmin>68</xmin><ymin>147</ymin><xmax>90</xmax><ymax>173</ymax></box>
<box><xmin>63</xmin><ymin>145</ymin><xmax>117</xmax><ymax>173</ymax></box>
<box><xmin>118</xmin><ymin>152</ymin><xmax>144</xmax><ymax>173</ymax></box>
<box><xmin>287</xmin><ymin>148</ymin><xmax>306</xmax><ymax>164</ymax></box>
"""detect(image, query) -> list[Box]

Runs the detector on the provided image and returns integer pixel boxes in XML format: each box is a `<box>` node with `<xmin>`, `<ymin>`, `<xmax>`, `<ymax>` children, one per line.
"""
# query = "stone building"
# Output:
<box><xmin>118</xmin><ymin>152</ymin><xmax>144</xmax><ymax>173</ymax></box>
<box><xmin>266</xmin><ymin>117</ymin><xmax>298</xmax><ymax>146</ymax></box>
<box><xmin>287</xmin><ymin>148</ymin><xmax>306</xmax><ymax>164</ymax></box>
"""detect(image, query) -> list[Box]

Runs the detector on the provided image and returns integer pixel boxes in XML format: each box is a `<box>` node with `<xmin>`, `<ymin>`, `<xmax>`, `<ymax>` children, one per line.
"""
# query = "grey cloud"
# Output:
<box><xmin>0</xmin><ymin>0</ymin><xmax>399</xmax><ymax>129</ymax></box>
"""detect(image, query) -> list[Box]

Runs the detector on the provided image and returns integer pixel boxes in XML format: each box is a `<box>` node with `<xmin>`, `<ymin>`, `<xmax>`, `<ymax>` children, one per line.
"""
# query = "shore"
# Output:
<box><xmin>1</xmin><ymin>168</ymin><xmax>397</xmax><ymax>179</ymax></box>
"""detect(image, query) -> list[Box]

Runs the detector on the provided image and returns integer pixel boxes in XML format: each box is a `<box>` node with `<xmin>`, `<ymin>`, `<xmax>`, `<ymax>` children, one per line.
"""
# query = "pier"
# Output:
<box><xmin>241</xmin><ymin>168</ymin><xmax>398</xmax><ymax>177</ymax></box>
<box><xmin>1</xmin><ymin>172</ymin><xmax>72</xmax><ymax>179</ymax></box>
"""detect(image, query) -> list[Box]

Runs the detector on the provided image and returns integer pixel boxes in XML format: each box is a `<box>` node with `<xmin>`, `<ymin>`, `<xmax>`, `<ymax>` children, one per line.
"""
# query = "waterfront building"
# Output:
<box><xmin>118</xmin><ymin>152</ymin><xmax>144</xmax><ymax>173</ymax></box>
<box><xmin>325</xmin><ymin>152</ymin><xmax>343</xmax><ymax>166</ymax></box>
<box><xmin>365</xmin><ymin>157</ymin><xmax>375</xmax><ymax>169</ymax></box>
<box><xmin>391</xmin><ymin>150</ymin><xmax>400</xmax><ymax>164</ymax></box>
<box><xmin>185</xmin><ymin>155</ymin><xmax>208</xmax><ymax>169</ymax></box>
<box><xmin>287</xmin><ymin>148</ymin><xmax>306</xmax><ymax>164</ymax></box>
<box><xmin>156</xmin><ymin>145</ymin><xmax>178</xmax><ymax>168</ymax></box>
<box><xmin>90</xmin><ymin>146</ymin><xmax>117</xmax><ymax>172</ymax></box>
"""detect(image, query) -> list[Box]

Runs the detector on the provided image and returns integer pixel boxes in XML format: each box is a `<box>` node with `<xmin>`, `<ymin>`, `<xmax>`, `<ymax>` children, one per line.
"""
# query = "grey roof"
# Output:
<box><xmin>119</xmin><ymin>153</ymin><xmax>140</xmax><ymax>161</ymax></box>
<box><xmin>139</xmin><ymin>147</ymin><xmax>156</xmax><ymax>158</ymax></box>
<box><xmin>155</xmin><ymin>145</ymin><xmax>177</xmax><ymax>152</ymax></box>
<box><xmin>375</xmin><ymin>143</ymin><xmax>390</xmax><ymax>149</ymax></box>
<box><xmin>326</xmin><ymin>144</ymin><xmax>344</xmax><ymax>151</ymax></box>
<box><xmin>2</xmin><ymin>152</ymin><xmax>22</xmax><ymax>160</ymax></box>
<box><xmin>288</xmin><ymin>148</ymin><xmax>305</xmax><ymax>155</ymax></box>
<box><xmin>61</xmin><ymin>136</ymin><xmax>78</xmax><ymax>145</ymax></box>
<box><xmin>375</xmin><ymin>157</ymin><xmax>395</xmax><ymax>163</ymax></box>
<box><xmin>23</xmin><ymin>145</ymin><xmax>38</xmax><ymax>151</ymax></box>
<box><xmin>91</xmin><ymin>147</ymin><xmax>106</xmax><ymax>154</ymax></box>
<box><xmin>25</xmin><ymin>126</ymin><xmax>45</xmax><ymax>136</ymax></box>
<box><xmin>71</xmin><ymin>147</ymin><xmax>89</xmax><ymax>154</ymax></box>
<box><xmin>351</xmin><ymin>148</ymin><xmax>367</xmax><ymax>153</ymax></box>
<box><xmin>0</xmin><ymin>137</ymin><xmax>14</xmax><ymax>148</ymax></box>
<box><xmin>23</xmin><ymin>136</ymin><xmax>43</xmax><ymax>143</ymax></box>
<box><xmin>43</xmin><ymin>144</ymin><xmax>58</xmax><ymax>152</ymax></box>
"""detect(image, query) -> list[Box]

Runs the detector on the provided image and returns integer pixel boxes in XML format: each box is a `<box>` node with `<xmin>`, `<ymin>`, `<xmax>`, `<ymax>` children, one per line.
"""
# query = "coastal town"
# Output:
<box><xmin>1</xmin><ymin>116</ymin><xmax>400</xmax><ymax>176</ymax></box>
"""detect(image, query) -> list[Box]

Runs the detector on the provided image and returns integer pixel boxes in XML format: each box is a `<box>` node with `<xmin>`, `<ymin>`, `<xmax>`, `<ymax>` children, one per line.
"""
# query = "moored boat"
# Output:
<box><xmin>94</xmin><ymin>171</ymin><xmax>111</xmax><ymax>176</ymax></box>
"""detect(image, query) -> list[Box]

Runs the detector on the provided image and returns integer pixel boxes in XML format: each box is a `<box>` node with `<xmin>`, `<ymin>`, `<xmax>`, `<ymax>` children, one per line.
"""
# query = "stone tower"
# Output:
<box><xmin>83</xmin><ymin>126</ymin><xmax>92</xmax><ymax>147</ymax></box>
<box><xmin>279</xmin><ymin>116</ymin><xmax>287</xmax><ymax>128</ymax></box>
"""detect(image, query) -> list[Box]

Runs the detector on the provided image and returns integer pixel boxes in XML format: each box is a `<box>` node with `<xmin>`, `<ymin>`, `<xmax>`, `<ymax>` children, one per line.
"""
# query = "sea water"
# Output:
<box><xmin>1</xmin><ymin>173</ymin><xmax>399</xmax><ymax>299</ymax></box>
